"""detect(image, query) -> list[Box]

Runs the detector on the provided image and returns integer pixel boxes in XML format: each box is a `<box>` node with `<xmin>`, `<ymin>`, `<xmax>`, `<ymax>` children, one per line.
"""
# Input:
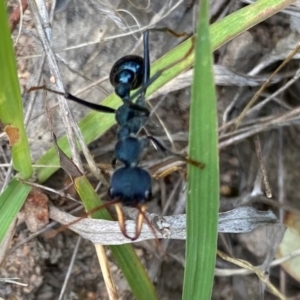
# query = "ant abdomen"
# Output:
<box><xmin>109</xmin><ymin>55</ymin><xmax>144</xmax><ymax>99</ymax></box>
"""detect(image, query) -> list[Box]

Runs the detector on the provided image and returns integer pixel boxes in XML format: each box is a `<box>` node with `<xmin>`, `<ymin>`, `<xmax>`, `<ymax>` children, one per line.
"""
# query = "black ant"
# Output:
<box><xmin>30</xmin><ymin>28</ymin><xmax>203</xmax><ymax>240</ymax></box>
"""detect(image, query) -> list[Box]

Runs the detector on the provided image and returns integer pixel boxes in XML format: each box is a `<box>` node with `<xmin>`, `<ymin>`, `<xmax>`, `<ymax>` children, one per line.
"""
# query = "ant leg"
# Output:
<box><xmin>114</xmin><ymin>202</ymin><xmax>136</xmax><ymax>240</ymax></box>
<box><xmin>114</xmin><ymin>203</ymin><xmax>130</xmax><ymax>239</ymax></box>
<box><xmin>46</xmin><ymin>200</ymin><xmax>121</xmax><ymax>238</ymax></box>
<box><xmin>135</xmin><ymin>28</ymin><xmax>187</xmax><ymax>108</ymax></box>
<box><xmin>148</xmin><ymin>27</ymin><xmax>188</xmax><ymax>38</ymax></box>
<box><xmin>128</xmin><ymin>36</ymin><xmax>195</xmax><ymax>103</ymax></box>
<box><xmin>135</xmin><ymin>205</ymin><xmax>166</xmax><ymax>256</ymax></box>
<box><xmin>28</xmin><ymin>85</ymin><xmax>116</xmax><ymax>114</ymax></box>
<box><xmin>134</xmin><ymin>205</ymin><xmax>146</xmax><ymax>240</ymax></box>
<box><xmin>143</xmin><ymin>30</ymin><xmax>150</xmax><ymax>94</ymax></box>
<box><xmin>153</xmin><ymin>166</ymin><xmax>187</xmax><ymax>180</ymax></box>
<box><xmin>115</xmin><ymin>202</ymin><xmax>165</xmax><ymax>248</ymax></box>
<box><xmin>147</xmin><ymin>135</ymin><xmax>204</xmax><ymax>169</ymax></box>
<box><xmin>133</xmin><ymin>30</ymin><xmax>150</xmax><ymax>109</ymax></box>
<box><xmin>136</xmin><ymin>28</ymin><xmax>187</xmax><ymax>107</ymax></box>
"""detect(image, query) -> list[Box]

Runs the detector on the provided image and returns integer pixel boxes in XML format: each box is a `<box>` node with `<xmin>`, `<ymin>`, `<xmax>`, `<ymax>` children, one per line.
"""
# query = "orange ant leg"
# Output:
<box><xmin>114</xmin><ymin>203</ymin><xmax>134</xmax><ymax>240</ymax></box>
<box><xmin>114</xmin><ymin>203</ymin><xmax>152</xmax><ymax>241</ymax></box>
<box><xmin>153</xmin><ymin>166</ymin><xmax>187</xmax><ymax>180</ymax></box>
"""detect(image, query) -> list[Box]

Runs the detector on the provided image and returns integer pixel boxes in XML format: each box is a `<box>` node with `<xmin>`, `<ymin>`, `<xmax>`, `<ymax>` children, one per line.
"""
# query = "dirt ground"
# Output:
<box><xmin>1</xmin><ymin>0</ymin><xmax>300</xmax><ymax>299</ymax></box>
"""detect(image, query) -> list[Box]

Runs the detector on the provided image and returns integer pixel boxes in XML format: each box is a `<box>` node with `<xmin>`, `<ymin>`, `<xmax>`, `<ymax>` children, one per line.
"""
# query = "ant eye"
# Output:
<box><xmin>145</xmin><ymin>190</ymin><xmax>152</xmax><ymax>201</ymax></box>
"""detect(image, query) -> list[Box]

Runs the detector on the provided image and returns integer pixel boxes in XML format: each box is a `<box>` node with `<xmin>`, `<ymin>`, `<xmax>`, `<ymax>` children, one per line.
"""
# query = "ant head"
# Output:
<box><xmin>109</xmin><ymin>55</ymin><xmax>144</xmax><ymax>97</ymax></box>
<box><xmin>108</xmin><ymin>166</ymin><xmax>152</xmax><ymax>206</ymax></box>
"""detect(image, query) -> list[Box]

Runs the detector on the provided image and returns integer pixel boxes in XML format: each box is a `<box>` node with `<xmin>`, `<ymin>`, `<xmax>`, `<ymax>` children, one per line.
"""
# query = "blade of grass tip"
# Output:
<box><xmin>0</xmin><ymin>1</ymin><xmax>32</xmax><ymax>178</ymax></box>
<box><xmin>0</xmin><ymin>179</ymin><xmax>31</xmax><ymax>244</ymax></box>
<box><xmin>183</xmin><ymin>0</ymin><xmax>219</xmax><ymax>299</ymax></box>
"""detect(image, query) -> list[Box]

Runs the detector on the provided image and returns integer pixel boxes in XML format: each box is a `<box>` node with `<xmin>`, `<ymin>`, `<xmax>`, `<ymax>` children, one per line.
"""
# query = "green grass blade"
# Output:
<box><xmin>182</xmin><ymin>1</ymin><xmax>218</xmax><ymax>299</ymax></box>
<box><xmin>0</xmin><ymin>178</ymin><xmax>31</xmax><ymax>244</ymax></box>
<box><xmin>35</xmin><ymin>0</ymin><xmax>293</xmax><ymax>183</ymax></box>
<box><xmin>109</xmin><ymin>244</ymin><xmax>157</xmax><ymax>300</ymax></box>
<box><xmin>74</xmin><ymin>176</ymin><xmax>157</xmax><ymax>299</ymax></box>
<box><xmin>0</xmin><ymin>1</ymin><xmax>32</xmax><ymax>178</ymax></box>
<box><xmin>183</xmin><ymin>1</ymin><xmax>293</xmax><ymax>298</ymax></box>
<box><xmin>74</xmin><ymin>175</ymin><xmax>112</xmax><ymax>219</ymax></box>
